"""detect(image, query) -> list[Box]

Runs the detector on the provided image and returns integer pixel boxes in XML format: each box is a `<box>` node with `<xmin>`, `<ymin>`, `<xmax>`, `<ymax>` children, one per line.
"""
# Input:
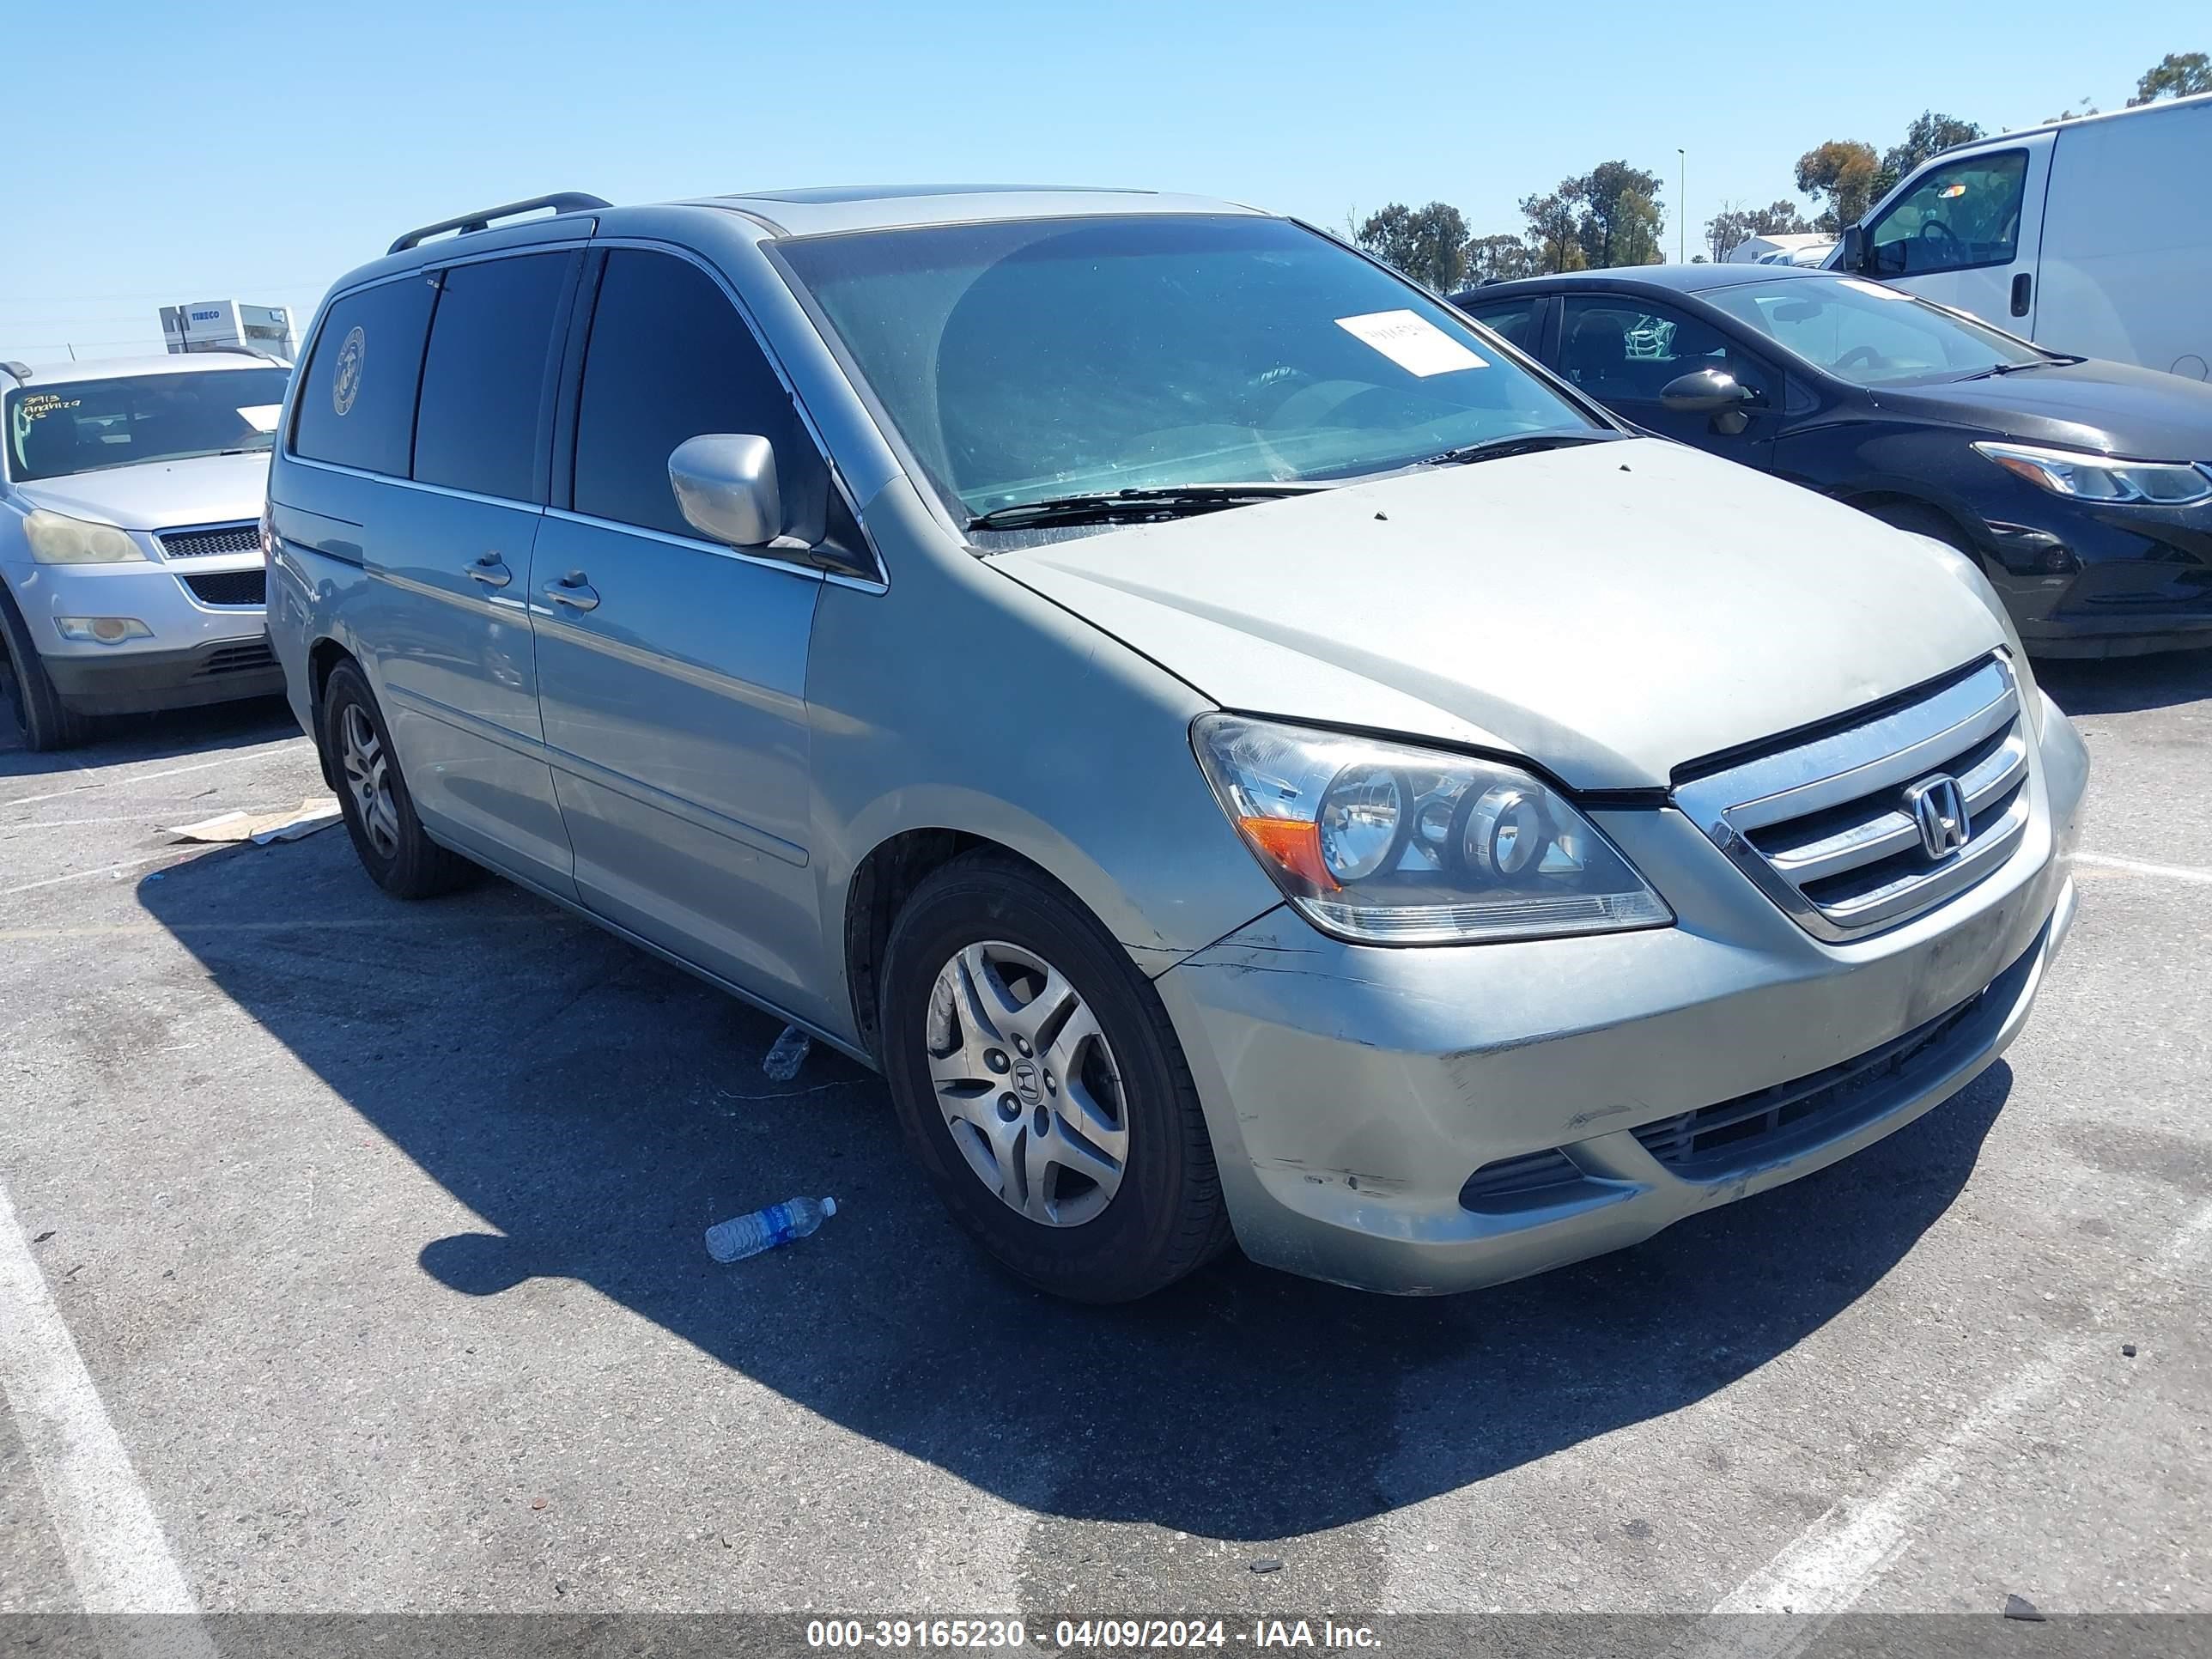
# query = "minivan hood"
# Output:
<box><xmin>992</xmin><ymin>439</ymin><xmax>2011</xmax><ymax>791</ymax></box>
<box><xmin>1883</xmin><ymin>358</ymin><xmax>2212</xmax><ymax>462</ymax></box>
<box><xmin>9</xmin><ymin>450</ymin><xmax>271</xmax><ymax>532</ymax></box>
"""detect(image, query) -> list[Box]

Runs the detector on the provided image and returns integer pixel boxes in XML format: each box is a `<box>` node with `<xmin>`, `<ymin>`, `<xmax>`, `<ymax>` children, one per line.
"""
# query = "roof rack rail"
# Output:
<box><xmin>1</xmin><ymin>360</ymin><xmax>30</xmax><ymax>383</ymax></box>
<box><xmin>387</xmin><ymin>191</ymin><xmax>611</xmax><ymax>257</ymax></box>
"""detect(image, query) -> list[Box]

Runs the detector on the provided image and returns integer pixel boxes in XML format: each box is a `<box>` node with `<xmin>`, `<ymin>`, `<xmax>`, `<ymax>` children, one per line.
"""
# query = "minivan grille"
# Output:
<box><xmin>158</xmin><ymin>523</ymin><xmax>261</xmax><ymax>559</ymax></box>
<box><xmin>180</xmin><ymin>569</ymin><xmax>266</xmax><ymax>607</ymax></box>
<box><xmin>1632</xmin><ymin>937</ymin><xmax>2035</xmax><ymax>1178</ymax></box>
<box><xmin>1672</xmin><ymin>656</ymin><xmax>2031</xmax><ymax>939</ymax></box>
<box><xmin>1458</xmin><ymin>1148</ymin><xmax>1586</xmax><ymax>1210</ymax></box>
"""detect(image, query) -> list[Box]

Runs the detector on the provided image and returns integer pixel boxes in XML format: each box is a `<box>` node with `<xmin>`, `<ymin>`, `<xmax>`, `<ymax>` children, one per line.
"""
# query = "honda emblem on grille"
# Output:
<box><xmin>1904</xmin><ymin>774</ymin><xmax>1970</xmax><ymax>859</ymax></box>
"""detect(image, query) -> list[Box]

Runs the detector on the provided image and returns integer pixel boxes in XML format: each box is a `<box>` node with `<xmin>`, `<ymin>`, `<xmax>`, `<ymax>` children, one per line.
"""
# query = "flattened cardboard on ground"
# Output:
<box><xmin>167</xmin><ymin>796</ymin><xmax>342</xmax><ymax>846</ymax></box>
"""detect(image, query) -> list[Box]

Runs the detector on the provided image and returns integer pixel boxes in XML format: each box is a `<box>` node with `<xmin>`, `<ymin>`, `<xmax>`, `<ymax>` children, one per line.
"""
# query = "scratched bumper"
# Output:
<box><xmin>1152</xmin><ymin>695</ymin><xmax>2089</xmax><ymax>1295</ymax></box>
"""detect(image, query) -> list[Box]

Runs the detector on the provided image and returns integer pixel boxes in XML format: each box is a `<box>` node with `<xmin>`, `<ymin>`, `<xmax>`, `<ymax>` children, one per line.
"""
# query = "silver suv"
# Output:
<box><xmin>265</xmin><ymin>187</ymin><xmax>2089</xmax><ymax>1302</ymax></box>
<box><xmin>3</xmin><ymin>353</ymin><xmax>289</xmax><ymax>748</ymax></box>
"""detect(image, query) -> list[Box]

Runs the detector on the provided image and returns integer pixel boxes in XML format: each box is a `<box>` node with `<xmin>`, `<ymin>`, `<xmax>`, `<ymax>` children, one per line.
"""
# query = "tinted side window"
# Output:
<box><xmin>1869</xmin><ymin>151</ymin><xmax>2028</xmax><ymax>276</ymax></box>
<box><xmin>1466</xmin><ymin>299</ymin><xmax>1537</xmax><ymax>352</ymax></box>
<box><xmin>573</xmin><ymin>250</ymin><xmax>819</xmax><ymax>539</ymax></box>
<box><xmin>1558</xmin><ymin>297</ymin><xmax>1773</xmax><ymax>404</ymax></box>
<box><xmin>291</xmin><ymin>277</ymin><xmax>434</xmax><ymax>476</ymax></box>
<box><xmin>412</xmin><ymin>252</ymin><xmax>575</xmax><ymax>501</ymax></box>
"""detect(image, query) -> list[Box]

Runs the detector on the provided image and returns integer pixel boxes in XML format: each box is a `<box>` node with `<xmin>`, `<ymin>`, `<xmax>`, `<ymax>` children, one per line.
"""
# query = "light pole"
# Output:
<box><xmin>1677</xmin><ymin>148</ymin><xmax>1686</xmax><ymax>262</ymax></box>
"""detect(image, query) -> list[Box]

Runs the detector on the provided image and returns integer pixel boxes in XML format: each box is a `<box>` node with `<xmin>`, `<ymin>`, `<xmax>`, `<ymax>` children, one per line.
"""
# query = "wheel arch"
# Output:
<box><xmin>840</xmin><ymin>819</ymin><xmax>1130</xmax><ymax>1062</ymax></box>
<box><xmin>1834</xmin><ymin>487</ymin><xmax>1987</xmax><ymax>554</ymax></box>
<box><xmin>305</xmin><ymin>635</ymin><xmax>356</xmax><ymax>791</ymax></box>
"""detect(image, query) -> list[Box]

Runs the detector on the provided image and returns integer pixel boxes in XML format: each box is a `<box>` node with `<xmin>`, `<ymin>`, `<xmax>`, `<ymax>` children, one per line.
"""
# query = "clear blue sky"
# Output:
<box><xmin>3</xmin><ymin>0</ymin><xmax>2199</xmax><ymax>362</ymax></box>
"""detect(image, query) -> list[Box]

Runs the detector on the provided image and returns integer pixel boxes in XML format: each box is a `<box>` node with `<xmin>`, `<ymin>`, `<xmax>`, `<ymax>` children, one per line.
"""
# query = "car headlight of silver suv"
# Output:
<box><xmin>1972</xmin><ymin>441</ymin><xmax>2212</xmax><ymax>506</ymax></box>
<box><xmin>22</xmin><ymin>509</ymin><xmax>149</xmax><ymax>564</ymax></box>
<box><xmin>1193</xmin><ymin>714</ymin><xmax>1673</xmax><ymax>945</ymax></box>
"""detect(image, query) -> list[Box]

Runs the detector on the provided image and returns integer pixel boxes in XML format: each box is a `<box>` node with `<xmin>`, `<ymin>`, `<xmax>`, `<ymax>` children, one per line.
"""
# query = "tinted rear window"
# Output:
<box><xmin>412</xmin><ymin>252</ymin><xmax>576</xmax><ymax>501</ymax></box>
<box><xmin>291</xmin><ymin>277</ymin><xmax>435</xmax><ymax>476</ymax></box>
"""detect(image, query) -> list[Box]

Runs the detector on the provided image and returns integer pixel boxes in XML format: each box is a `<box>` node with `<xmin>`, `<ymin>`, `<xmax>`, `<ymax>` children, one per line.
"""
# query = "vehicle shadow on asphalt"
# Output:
<box><xmin>2038</xmin><ymin>646</ymin><xmax>2212</xmax><ymax>716</ymax></box>
<box><xmin>0</xmin><ymin>695</ymin><xmax>295</xmax><ymax>780</ymax></box>
<box><xmin>136</xmin><ymin>837</ymin><xmax>2011</xmax><ymax>1545</ymax></box>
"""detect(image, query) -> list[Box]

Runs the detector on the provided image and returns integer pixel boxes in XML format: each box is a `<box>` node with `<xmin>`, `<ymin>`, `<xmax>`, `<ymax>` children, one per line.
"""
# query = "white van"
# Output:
<box><xmin>1831</xmin><ymin>92</ymin><xmax>2212</xmax><ymax>380</ymax></box>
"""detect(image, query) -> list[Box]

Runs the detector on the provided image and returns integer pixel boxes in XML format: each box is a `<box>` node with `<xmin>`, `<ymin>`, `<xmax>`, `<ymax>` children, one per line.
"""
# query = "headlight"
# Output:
<box><xmin>22</xmin><ymin>510</ymin><xmax>149</xmax><ymax>564</ymax></box>
<box><xmin>1193</xmin><ymin>715</ymin><xmax>1673</xmax><ymax>945</ymax></box>
<box><xmin>1973</xmin><ymin>441</ymin><xmax>2212</xmax><ymax>506</ymax></box>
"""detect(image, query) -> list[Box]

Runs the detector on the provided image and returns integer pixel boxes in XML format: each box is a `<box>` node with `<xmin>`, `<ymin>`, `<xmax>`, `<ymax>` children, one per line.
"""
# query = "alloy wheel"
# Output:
<box><xmin>924</xmin><ymin>939</ymin><xmax>1129</xmax><ymax>1227</ymax></box>
<box><xmin>340</xmin><ymin>703</ymin><xmax>402</xmax><ymax>860</ymax></box>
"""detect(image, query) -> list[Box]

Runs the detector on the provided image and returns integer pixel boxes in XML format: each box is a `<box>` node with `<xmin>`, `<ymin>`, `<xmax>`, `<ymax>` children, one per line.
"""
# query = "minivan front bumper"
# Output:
<box><xmin>1153</xmin><ymin>693</ymin><xmax>2088</xmax><ymax>1295</ymax></box>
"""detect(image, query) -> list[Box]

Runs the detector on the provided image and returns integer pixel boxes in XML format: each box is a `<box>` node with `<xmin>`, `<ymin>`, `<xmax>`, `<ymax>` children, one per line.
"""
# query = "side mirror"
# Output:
<box><xmin>1839</xmin><ymin>223</ymin><xmax>1869</xmax><ymax>272</ymax></box>
<box><xmin>1659</xmin><ymin>368</ymin><xmax>1752</xmax><ymax>413</ymax></box>
<box><xmin>668</xmin><ymin>434</ymin><xmax>782</xmax><ymax>548</ymax></box>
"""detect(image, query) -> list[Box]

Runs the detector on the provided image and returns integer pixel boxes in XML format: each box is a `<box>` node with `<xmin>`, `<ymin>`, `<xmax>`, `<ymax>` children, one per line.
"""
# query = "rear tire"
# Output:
<box><xmin>0</xmin><ymin>586</ymin><xmax>94</xmax><ymax>752</ymax></box>
<box><xmin>878</xmin><ymin>852</ymin><xmax>1233</xmax><ymax>1303</ymax></box>
<box><xmin>320</xmin><ymin>659</ymin><xmax>476</xmax><ymax>899</ymax></box>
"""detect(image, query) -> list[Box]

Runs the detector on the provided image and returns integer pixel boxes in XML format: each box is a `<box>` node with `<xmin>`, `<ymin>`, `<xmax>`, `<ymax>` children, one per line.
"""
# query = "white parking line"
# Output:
<box><xmin>0</xmin><ymin>1176</ymin><xmax>212</xmax><ymax>1652</ymax></box>
<box><xmin>0</xmin><ymin>850</ymin><xmax>191</xmax><ymax>899</ymax></box>
<box><xmin>0</xmin><ymin>753</ymin><xmax>260</xmax><ymax>811</ymax></box>
<box><xmin>2073</xmin><ymin>852</ymin><xmax>2212</xmax><ymax>885</ymax></box>
<box><xmin>1674</xmin><ymin>1200</ymin><xmax>2212</xmax><ymax>1656</ymax></box>
<box><xmin>0</xmin><ymin>817</ymin><xmax>179</xmax><ymax>837</ymax></box>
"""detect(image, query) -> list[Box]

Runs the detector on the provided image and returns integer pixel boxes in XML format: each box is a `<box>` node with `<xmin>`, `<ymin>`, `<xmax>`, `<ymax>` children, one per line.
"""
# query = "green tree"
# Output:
<box><xmin>1572</xmin><ymin>161</ymin><xmax>1667</xmax><ymax>267</ymax></box>
<box><xmin>1355</xmin><ymin>201</ymin><xmax>1473</xmax><ymax>292</ymax></box>
<box><xmin>2130</xmin><ymin>51</ymin><xmax>2210</xmax><ymax>103</ymax></box>
<box><xmin>1877</xmin><ymin>111</ymin><xmax>1984</xmax><ymax>196</ymax></box>
<box><xmin>1795</xmin><ymin>139</ymin><xmax>1881</xmax><ymax>233</ymax></box>
<box><xmin>1519</xmin><ymin>186</ymin><xmax>1588</xmax><ymax>273</ymax></box>
<box><xmin>1705</xmin><ymin>199</ymin><xmax>1813</xmax><ymax>263</ymax></box>
<box><xmin>1464</xmin><ymin>233</ymin><xmax>1537</xmax><ymax>285</ymax></box>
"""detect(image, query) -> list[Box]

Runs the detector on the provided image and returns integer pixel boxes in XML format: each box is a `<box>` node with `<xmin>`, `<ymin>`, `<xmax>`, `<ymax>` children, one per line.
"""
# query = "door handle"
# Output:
<box><xmin>2010</xmin><ymin>272</ymin><xmax>2032</xmax><ymax>318</ymax></box>
<box><xmin>467</xmin><ymin>553</ymin><xmax>512</xmax><ymax>588</ymax></box>
<box><xmin>545</xmin><ymin>572</ymin><xmax>600</xmax><ymax>611</ymax></box>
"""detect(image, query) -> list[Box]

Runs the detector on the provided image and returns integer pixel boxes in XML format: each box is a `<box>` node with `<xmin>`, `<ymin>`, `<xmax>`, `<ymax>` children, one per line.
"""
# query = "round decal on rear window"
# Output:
<box><xmin>331</xmin><ymin>326</ymin><xmax>366</xmax><ymax>416</ymax></box>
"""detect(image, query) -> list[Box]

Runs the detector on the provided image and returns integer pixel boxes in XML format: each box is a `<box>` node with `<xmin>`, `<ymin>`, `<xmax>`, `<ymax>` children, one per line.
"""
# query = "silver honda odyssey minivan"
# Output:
<box><xmin>265</xmin><ymin>186</ymin><xmax>2089</xmax><ymax>1302</ymax></box>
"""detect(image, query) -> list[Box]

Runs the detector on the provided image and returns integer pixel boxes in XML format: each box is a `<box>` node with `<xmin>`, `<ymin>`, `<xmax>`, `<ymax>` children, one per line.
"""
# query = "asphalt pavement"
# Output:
<box><xmin>1</xmin><ymin>652</ymin><xmax>2208</xmax><ymax>1653</ymax></box>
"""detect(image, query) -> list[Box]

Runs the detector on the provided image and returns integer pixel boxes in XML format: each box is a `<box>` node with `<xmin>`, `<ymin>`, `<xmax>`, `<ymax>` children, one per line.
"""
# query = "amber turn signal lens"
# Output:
<box><xmin>1237</xmin><ymin>816</ymin><xmax>1340</xmax><ymax>893</ymax></box>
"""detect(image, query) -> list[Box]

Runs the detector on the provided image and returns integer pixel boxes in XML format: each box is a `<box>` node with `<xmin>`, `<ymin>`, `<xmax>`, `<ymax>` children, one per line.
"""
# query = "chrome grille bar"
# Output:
<box><xmin>1674</xmin><ymin>656</ymin><xmax>2032</xmax><ymax>941</ymax></box>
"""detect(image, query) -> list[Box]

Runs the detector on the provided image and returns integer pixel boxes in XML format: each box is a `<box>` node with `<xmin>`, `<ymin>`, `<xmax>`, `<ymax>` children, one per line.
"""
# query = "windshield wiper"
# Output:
<box><xmin>1954</xmin><ymin>355</ymin><xmax>2085</xmax><ymax>381</ymax></box>
<box><xmin>1424</xmin><ymin>429</ymin><xmax>1617</xmax><ymax>466</ymax></box>
<box><xmin>965</xmin><ymin>483</ymin><xmax>1324</xmax><ymax>532</ymax></box>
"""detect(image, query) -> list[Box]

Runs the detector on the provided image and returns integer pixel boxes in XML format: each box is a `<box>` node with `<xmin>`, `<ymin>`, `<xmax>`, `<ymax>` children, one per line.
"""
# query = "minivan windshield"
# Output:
<box><xmin>776</xmin><ymin>215</ymin><xmax>1599</xmax><ymax>523</ymax></box>
<box><xmin>1705</xmin><ymin>276</ymin><xmax>2051</xmax><ymax>386</ymax></box>
<box><xmin>3</xmin><ymin>368</ymin><xmax>291</xmax><ymax>482</ymax></box>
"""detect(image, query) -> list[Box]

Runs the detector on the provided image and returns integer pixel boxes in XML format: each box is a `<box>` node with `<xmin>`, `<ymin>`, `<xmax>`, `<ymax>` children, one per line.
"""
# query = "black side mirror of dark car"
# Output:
<box><xmin>1840</xmin><ymin>223</ymin><xmax>1869</xmax><ymax>271</ymax></box>
<box><xmin>1660</xmin><ymin>368</ymin><xmax>1753</xmax><ymax>413</ymax></box>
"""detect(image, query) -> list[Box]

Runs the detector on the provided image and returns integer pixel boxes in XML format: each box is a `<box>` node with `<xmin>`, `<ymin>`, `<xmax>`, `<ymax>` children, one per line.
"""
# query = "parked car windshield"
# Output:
<box><xmin>3</xmin><ymin>367</ymin><xmax>291</xmax><ymax>482</ymax></box>
<box><xmin>776</xmin><ymin>215</ymin><xmax>1596</xmax><ymax>522</ymax></box>
<box><xmin>1705</xmin><ymin>276</ymin><xmax>2046</xmax><ymax>386</ymax></box>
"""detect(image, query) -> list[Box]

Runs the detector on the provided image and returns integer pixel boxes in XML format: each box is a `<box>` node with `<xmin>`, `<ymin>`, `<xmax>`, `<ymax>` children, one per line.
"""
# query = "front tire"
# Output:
<box><xmin>878</xmin><ymin>853</ymin><xmax>1232</xmax><ymax>1303</ymax></box>
<box><xmin>320</xmin><ymin>660</ymin><xmax>475</xmax><ymax>899</ymax></box>
<box><xmin>0</xmin><ymin>586</ymin><xmax>94</xmax><ymax>752</ymax></box>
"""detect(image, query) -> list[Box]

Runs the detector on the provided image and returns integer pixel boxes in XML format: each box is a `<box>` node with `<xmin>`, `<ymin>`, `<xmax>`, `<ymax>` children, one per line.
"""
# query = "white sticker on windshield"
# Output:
<box><xmin>1838</xmin><ymin>278</ymin><xmax>1910</xmax><ymax>301</ymax></box>
<box><xmin>1334</xmin><ymin>310</ymin><xmax>1488</xmax><ymax>376</ymax></box>
<box><xmin>237</xmin><ymin>404</ymin><xmax>282</xmax><ymax>433</ymax></box>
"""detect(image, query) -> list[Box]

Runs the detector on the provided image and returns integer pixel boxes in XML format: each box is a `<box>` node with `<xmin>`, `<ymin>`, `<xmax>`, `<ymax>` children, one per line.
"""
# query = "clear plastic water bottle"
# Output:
<box><xmin>704</xmin><ymin>1196</ymin><xmax>837</xmax><ymax>1264</ymax></box>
